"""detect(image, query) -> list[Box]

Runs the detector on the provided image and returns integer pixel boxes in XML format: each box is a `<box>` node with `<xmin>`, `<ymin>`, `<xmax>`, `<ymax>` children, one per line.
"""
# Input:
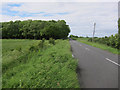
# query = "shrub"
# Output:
<box><xmin>71</xmin><ymin>37</ymin><xmax>77</xmax><ymax>40</ymax></box>
<box><xmin>37</xmin><ymin>38</ymin><xmax>46</xmax><ymax>49</ymax></box>
<box><xmin>16</xmin><ymin>47</ymin><xmax>22</xmax><ymax>52</ymax></box>
<box><xmin>88</xmin><ymin>38</ymin><xmax>92</xmax><ymax>42</ymax></box>
<box><xmin>10</xmin><ymin>49</ymin><xmax>14</xmax><ymax>51</ymax></box>
<box><xmin>42</xmin><ymin>38</ymin><xmax>45</xmax><ymax>43</ymax></box>
<box><xmin>38</xmin><ymin>41</ymin><xmax>44</xmax><ymax>48</ymax></box>
<box><xmin>69</xmin><ymin>35</ymin><xmax>78</xmax><ymax>39</ymax></box>
<box><xmin>29</xmin><ymin>45</ymin><xmax>38</xmax><ymax>52</ymax></box>
<box><xmin>86</xmin><ymin>36</ymin><xmax>89</xmax><ymax>38</ymax></box>
<box><xmin>79</xmin><ymin>36</ymin><xmax>83</xmax><ymax>38</ymax></box>
<box><xmin>87</xmin><ymin>34</ymin><xmax>119</xmax><ymax>49</ymax></box>
<box><xmin>49</xmin><ymin>38</ymin><xmax>55</xmax><ymax>45</ymax></box>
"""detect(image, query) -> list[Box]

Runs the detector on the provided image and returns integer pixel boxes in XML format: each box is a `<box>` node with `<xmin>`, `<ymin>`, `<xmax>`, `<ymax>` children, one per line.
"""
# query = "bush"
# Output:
<box><xmin>79</xmin><ymin>36</ymin><xmax>83</xmax><ymax>38</ymax></box>
<box><xmin>49</xmin><ymin>38</ymin><xmax>55</xmax><ymax>45</ymax></box>
<box><xmin>29</xmin><ymin>45</ymin><xmax>38</xmax><ymax>52</ymax></box>
<box><xmin>16</xmin><ymin>47</ymin><xmax>22</xmax><ymax>52</ymax></box>
<box><xmin>71</xmin><ymin>37</ymin><xmax>77</xmax><ymax>40</ymax></box>
<box><xmin>10</xmin><ymin>49</ymin><xmax>14</xmax><ymax>51</ymax></box>
<box><xmin>87</xmin><ymin>34</ymin><xmax>119</xmax><ymax>49</ymax></box>
<box><xmin>42</xmin><ymin>38</ymin><xmax>45</xmax><ymax>43</ymax></box>
<box><xmin>37</xmin><ymin>38</ymin><xmax>46</xmax><ymax>49</ymax></box>
<box><xmin>69</xmin><ymin>35</ymin><xmax>78</xmax><ymax>38</ymax></box>
<box><xmin>88</xmin><ymin>38</ymin><xmax>92</xmax><ymax>42</ymax></box>
<box><xmin>38</xmin><ymin>41</ymin><xmax>44</xmax><ymax>48</ymax></box>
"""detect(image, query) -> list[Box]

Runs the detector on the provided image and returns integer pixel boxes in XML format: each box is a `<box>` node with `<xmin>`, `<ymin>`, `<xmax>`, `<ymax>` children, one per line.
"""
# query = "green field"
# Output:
<box><xmin>76</xmin><ymin>38</ymin><xmax>119</xmax><ymax>54</ymax></box>
<box><xmin>2</xmin><ymin>39</ymin><xmax>80</xmax><ymax>88</ymax></box>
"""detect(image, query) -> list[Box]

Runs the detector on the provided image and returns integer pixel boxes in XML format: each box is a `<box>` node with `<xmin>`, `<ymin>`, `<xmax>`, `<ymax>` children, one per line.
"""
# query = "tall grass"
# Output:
<box><xmin>2</xmin><ymin>39</ymin><xmax>79</xmax><ymax>88</ymax></box>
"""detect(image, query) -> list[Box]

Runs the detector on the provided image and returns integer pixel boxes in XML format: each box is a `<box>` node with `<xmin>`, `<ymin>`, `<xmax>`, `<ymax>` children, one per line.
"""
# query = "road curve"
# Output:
<box><xmin>70</xmin><ymin>40</ymin><xmax>119</xmax><ymax>88</ymax></box>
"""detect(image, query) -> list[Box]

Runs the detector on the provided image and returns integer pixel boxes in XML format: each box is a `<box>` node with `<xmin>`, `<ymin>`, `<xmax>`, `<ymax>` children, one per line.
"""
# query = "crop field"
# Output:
<box><xmin>2</xmin><ymin>39</ymin><xmax>79</xmax><ymax>88</ymax></box>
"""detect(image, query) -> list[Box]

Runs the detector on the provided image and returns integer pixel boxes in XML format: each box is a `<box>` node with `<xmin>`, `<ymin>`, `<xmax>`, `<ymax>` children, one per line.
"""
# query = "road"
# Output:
<box><xmin>70</xmin><ymin>40</ymin><xmax>119</xmax><ymax>88</ymax></box>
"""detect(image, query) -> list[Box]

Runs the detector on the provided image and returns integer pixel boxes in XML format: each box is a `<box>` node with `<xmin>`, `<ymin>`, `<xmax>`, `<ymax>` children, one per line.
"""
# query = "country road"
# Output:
<box><xmin>70</xmin><ymin>40</ymin><xmax>119</xmax><ymax>88</ymax></box>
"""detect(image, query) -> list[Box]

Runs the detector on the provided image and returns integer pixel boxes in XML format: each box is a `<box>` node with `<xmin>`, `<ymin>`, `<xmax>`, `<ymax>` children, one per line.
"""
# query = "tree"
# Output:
<box><xmin>1</xmin><ymin>20</ymin><xmax>71</xmax><ymax>39</ymax></box>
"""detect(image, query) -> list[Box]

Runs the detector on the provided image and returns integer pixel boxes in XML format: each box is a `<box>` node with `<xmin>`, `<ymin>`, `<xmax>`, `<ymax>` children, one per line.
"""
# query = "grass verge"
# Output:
<box><xmin>76</xmin><ymin>38</ymin><xmax>119</xmax><ymax>54</ymax></box>
<box><xmin>2</xmin><ymin>39</ymin><xmax>79</xmax><ymax>88</ymax></box>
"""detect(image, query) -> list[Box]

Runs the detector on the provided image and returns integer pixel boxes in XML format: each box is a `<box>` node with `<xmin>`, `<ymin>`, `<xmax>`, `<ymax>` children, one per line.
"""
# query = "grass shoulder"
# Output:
<box><xmin>2</xmin><ymin>39</ymin><xmax>80</xmax><ymax>88</ymax></box>
<box><xmin>76</xmin><ymin>38</ymin><xmax>119</xmax><ymax>55</ymax></box>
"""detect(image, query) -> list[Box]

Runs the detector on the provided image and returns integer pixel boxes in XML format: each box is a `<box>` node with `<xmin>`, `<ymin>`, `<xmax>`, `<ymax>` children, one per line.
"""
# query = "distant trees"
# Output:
<box><xmin>69</xmin><ymin>35</ymin><xmax>79</xmax><ymax>40</ymax></box>
<box><xmin>1</xmin><ymin>20</ymin><xmax>70</xmax><ymax>39</ymax></box>
<box><xmin>69</xmin><ymin>35</ymin><xmax>78</xmax><ymax>38</ymax></box>
<box><xmin>118</xmin><ymin>18</ymin><xmax>120</xmax><ymax>49</ymax></box>
<box><xmin>88</xmin><ymin>34</ymin><xmax>120</xmax><ymax>49</ymax></box>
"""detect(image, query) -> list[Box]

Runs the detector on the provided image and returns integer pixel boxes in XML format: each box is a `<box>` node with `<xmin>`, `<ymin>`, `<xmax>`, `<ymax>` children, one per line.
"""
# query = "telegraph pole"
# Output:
<box><xmin>92</xmin><ymin>23</ymin><xmax>96</xmax><ymax>42</ymax></box>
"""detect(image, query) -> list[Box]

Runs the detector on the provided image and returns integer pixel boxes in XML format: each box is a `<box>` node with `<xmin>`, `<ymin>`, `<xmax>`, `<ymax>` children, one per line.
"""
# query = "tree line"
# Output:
<box><xmin>70</xmin><ymin>34</ymin><xmax>119</xmax><ymax>49</ymax></box>
<box><xmin>88</xmin><ymin>34</ymin><xmax>119</xmax><ymax>49</ymax></box>
<box><xmin>118</xmin><ymin>18</ymin><xmax>120</xmax><ymax>49</ymax></box>
<box><xmin>0</xmin><ymin>20</ymin><xmax>70</xmax><ymax>39</ymax></box>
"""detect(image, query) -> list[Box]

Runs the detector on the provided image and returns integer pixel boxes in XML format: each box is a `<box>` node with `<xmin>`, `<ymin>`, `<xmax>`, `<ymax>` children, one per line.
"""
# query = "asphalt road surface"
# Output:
<box><xmin>70</xmin><ymin>40</ymin><xmax>119</xmax><ymax>88</ymax></box>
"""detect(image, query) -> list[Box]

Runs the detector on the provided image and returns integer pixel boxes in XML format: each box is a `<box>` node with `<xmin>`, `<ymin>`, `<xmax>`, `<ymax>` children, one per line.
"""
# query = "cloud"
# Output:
<box><xmin>1</xmin><ymin>2</ymin><xmax>118</xmax><ymax>37</ymax></box>
<box><xmin>1</xmin><ymin>0</ymin><xmax>119</xmax><ymax>2</ymax></box>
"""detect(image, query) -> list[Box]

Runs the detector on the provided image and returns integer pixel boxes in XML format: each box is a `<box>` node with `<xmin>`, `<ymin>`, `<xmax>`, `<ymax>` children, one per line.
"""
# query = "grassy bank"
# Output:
<box><xmin>2</xmin><ymin>39</ymin><xmax>79</xmax><ymax>88</ymax></box>
<box><xmin>76</xmin><ymin>38</ymin><xmax>119</xmax><ymax>54</ymax></box>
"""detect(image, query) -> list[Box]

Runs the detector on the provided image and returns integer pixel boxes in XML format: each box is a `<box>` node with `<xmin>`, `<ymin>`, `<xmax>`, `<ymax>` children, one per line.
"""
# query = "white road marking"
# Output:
<box><xmin>72</xmin><ymin>54</ymin><xmax>74</xmax><ymax>58</ymax></box>
<box><xmin>85</xmin><ymin>48</ymin><xmax>90</xmax><ymax>51</ymax></box>
<box><xmin>105</xmin><ymin>58</ymin><xmax>120</xmax><ymax>67</ymax></box>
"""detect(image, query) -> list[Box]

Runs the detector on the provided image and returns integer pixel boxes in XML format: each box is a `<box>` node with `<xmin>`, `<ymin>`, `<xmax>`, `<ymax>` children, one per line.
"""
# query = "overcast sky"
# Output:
<box><xmin>1</xmin><ymin>1</ymin><xmax>119</xmax><ymax>37</ymax></box>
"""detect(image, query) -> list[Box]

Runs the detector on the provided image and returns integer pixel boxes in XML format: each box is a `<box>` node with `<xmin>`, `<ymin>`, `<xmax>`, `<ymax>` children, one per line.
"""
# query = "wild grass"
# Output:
<box><xmin>2</xmin><ymin>39</ymin><xmax>79</xmax><ymax>88</ymax></box>
<box><xmin>76</xmin><ymin>38</ymin><xmax>119</xmax><ymax>54</ymax></box>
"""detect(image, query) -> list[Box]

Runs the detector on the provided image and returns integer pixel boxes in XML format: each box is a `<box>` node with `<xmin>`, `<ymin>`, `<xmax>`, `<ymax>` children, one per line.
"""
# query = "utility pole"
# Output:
<box><xmin>92</xmin><ymin>23</ymin><xmax>96</xmax><ymax>42</ymax></box>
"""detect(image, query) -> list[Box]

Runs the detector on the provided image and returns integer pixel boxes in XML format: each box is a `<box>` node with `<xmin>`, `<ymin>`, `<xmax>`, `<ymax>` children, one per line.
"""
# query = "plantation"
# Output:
<box><xmin>2</xmin><ymin>39</ymin><xmax>80</xmax><ymax>88</ymax></box>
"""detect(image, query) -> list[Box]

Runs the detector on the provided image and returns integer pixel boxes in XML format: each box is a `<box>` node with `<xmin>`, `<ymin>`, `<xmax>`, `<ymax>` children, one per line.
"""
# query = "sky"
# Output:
<box><xmin>0</xmin><ymin>1</ymin><xmax>119</xmax><ymax>37</ymax></box>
